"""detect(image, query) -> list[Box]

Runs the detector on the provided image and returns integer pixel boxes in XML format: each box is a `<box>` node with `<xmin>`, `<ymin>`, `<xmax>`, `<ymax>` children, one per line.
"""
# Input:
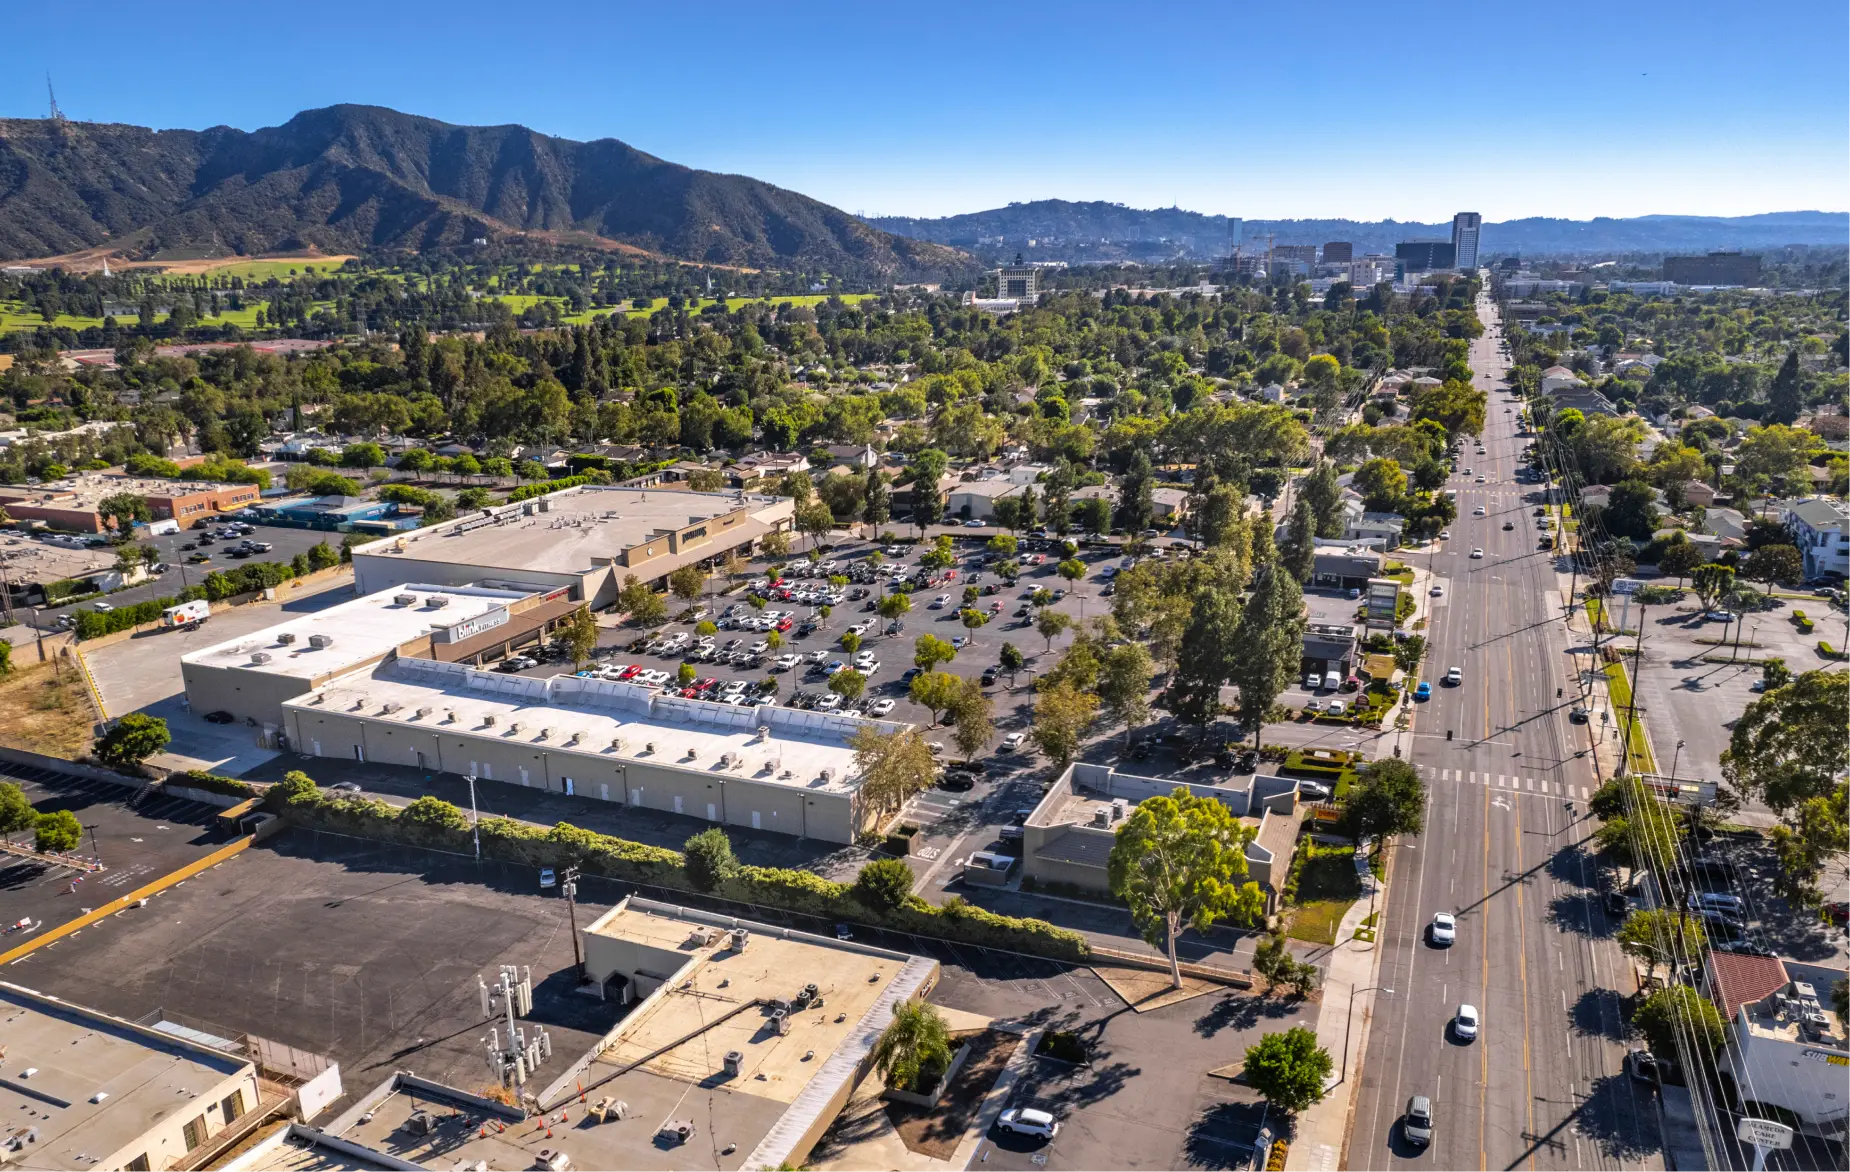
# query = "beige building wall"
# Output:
<box><xmin>101</xmin><ymin>1065</ymin><xmax>262</xmax><ymax>1172</ymax></box>
<box><xmin>282</xmin><ymin>707</ymin><xmax>864</xmax><ymax>843</ymax></box>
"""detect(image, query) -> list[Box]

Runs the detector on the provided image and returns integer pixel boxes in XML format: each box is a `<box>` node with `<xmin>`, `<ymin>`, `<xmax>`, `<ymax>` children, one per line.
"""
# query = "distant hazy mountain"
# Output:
<box><xmin>0</xmin><ymin>105</ymin><xmax>972</xmax><ymax>278</ymax></box>
<box><xmin>868</xmin><ymin>200</ymin><xmax>1848</xmax><ymax>262</ymax></box>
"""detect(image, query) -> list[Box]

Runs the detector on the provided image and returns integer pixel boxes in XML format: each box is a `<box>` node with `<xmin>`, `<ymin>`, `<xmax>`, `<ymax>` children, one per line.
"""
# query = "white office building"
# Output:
<box><xmin>1452</xmin><ymin>212</ymin><xmax>1482</xmax><ymax>270</ymax></box>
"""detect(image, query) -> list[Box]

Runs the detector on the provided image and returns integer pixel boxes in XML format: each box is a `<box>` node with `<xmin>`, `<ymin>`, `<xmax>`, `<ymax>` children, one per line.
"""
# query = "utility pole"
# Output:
<box><xmin>1619</xmin><ymin>602</ymin><xmax>1648</xmax><ymax>777</ymax></box>
<box><xmin>465</xmin><ymin>774</ymin><xmax>481</xmax><ymax>861</ymax></box>
<box><xmin>562</xmin><ymin>865</ymin><xmax>584</xmax><ymax>981</ymax></box>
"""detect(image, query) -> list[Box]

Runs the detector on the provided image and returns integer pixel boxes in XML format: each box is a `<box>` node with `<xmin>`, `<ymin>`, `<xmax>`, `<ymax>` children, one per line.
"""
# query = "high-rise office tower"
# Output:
<box><xmin>1451</xmin><ymin>212</ymin><xmax>1482</xmax><ymax>270</ymax></box>
<box><xmin>1321</xmin><ymin>241</ymin><xmax>1354</xmax><ymax>264</ymax></box>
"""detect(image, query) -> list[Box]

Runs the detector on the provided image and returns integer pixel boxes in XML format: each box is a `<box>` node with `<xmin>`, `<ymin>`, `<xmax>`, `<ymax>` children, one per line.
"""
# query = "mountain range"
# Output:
<box><xmin>0</xmin><ymin>105</ymin><xmax>970</xmax><ymax>278</ymax></box>
<box><xmin>868</xmin><ymin>201</ymin><xmax>1850</xmax><ymax>262</ymax></box>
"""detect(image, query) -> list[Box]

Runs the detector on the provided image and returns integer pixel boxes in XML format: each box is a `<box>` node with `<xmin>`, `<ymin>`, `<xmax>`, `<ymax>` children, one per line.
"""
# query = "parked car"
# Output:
<box><xmin>1002</xmin><ymin>732</ymin><xmax>1027</xmax><ymax>750</ymax></box>
<box><xmin>1297</xmin><ymin>781</ymin><xmax>1332</xmax><ymax>801</ymax></box>
<box><xmin>997</xmin><ymin>1108</ymin><xmax>1059</xmax><ymax>1140</ymax></box>
<box><xmin>538</xmin><ymin>867</ymin><xmax>556</xmax><ymax>889</ymax></box>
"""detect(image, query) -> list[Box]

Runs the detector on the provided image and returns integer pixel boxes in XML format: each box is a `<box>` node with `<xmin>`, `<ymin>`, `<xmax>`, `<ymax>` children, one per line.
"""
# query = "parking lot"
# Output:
<box><xmin>0</xmin><ymin>763</ymin><xmax>232</xmax><ymax>943</ymax></box>
<box><xmin>20</xmin><ymin>517</ymin><xmax>344</xmax><ymax>630</ymax></box>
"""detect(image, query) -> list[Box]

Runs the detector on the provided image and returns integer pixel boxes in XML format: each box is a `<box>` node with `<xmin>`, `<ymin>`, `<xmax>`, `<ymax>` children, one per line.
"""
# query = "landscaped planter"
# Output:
<box><xmin>1034</xmin><ymin>1030</ymin><xmax>1091</xmax><ymax>1067</ymax></box>
<box><xmin>880</xmin><ymin>1041</ymin><xmax>972</xmax><ymax>1107</ymax></box>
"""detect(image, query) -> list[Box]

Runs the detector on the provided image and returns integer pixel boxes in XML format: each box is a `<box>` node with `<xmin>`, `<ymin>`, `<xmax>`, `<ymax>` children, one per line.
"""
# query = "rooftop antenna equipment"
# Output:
<box><xmin>46</xmin><ymin>75</ymin><xmax>64</xmax><ymax>123</ymax></box>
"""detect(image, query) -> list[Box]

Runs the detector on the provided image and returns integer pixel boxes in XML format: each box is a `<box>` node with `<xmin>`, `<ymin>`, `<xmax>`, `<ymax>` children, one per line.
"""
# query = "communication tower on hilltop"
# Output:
<box><xmin>46</xmin><ymin>75</ymin><xmax>65</xmax><ymax>123</ymax></box>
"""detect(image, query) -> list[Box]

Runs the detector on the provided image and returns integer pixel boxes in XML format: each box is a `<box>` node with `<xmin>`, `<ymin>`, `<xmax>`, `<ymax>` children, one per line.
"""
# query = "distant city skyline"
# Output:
<box><xmin>3</xmin><ymin>0</ymin><xmax>1844</xmax><ymax>222</ymax></box>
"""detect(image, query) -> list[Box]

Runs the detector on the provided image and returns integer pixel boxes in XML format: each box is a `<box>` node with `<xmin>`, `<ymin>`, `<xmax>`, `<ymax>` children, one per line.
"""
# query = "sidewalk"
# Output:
<box><xmin>1285</xmin><ymin>874</ymin><xmax>1387</xmax><ymax>1172</ymax></box>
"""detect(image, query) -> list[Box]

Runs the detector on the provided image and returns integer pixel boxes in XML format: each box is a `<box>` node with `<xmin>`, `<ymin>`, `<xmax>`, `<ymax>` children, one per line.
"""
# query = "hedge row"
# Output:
<box><xmin>166</xmin><ymin>770</ymin><xmax>259</xmax><ymax>798</ymax></box>
<box><xmin>74</xmin><ymin>590</ymin><xmax>205</xmax><ymax>639</ymax></box>
<box><xmin>269</xmin><ymin>778</ymin><xmax>1089</xmax><ymax>961</ymax></box>
<box><xmin>507</xmin><ymin>475</ymin><xmax>595</xmax><ymax>503</ymax></box>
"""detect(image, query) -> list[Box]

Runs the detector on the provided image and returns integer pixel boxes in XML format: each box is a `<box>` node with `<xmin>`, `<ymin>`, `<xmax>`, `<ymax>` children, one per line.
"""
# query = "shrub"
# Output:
<box><xmin>852</xmin><ymin>858</ymin><xmax>916</xmax><ymax>911</ymax></box>
<box><xmin>683</xmin><ymin>827</ymin><xmax>739</xmax><ymax>891</ymax></box>
<box><xmin>35</xmin><ymin>809</ymin><xmax>84</xmax><ymax>852</ymax></box>
<box><xmin>1036</xmin><ymin>1030</ymin><xmax>1089</xmax><ymax>1063</ymax></box>
<box><xmin>1821</xmin><ymin>641</ymin><xmax>1846</xmax><ymax>661</ymax></box>
<box><xmin>94</xmin><ymin>713</ymin><xmax>170</xmax><ymax>769</ymax></box>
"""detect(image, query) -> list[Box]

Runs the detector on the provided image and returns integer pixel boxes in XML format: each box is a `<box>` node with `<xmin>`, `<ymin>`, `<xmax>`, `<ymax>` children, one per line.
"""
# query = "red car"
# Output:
<box><xmin>696</xmin><ymin>677</ymin><xmax>720</xmax><ymax>692</ymax></box>
<box><xmin>776</xmin><ymin>618</ymin><xmax>794</xmax><ymax>632</ymax></box>
<box><xmin>988</xmin><ymin>601</ymin><xmax>1003</xmax><ymax>613</ymax></box>
<box><xmin>620</xmin><ymin>664</ymin><xmax>643</xmax><ymax>680</ymax></box>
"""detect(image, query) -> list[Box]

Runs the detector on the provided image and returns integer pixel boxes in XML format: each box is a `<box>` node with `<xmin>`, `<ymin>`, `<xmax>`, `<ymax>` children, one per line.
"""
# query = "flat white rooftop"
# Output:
<box><xmin>182</xmin><ymin>584</ymin><xmax>530</xmax><ymax>682</ymax></box>
<box><xmin>0</xmin><ymin>982</ymin><xmax>252</xmax><ymax>1167</ymax></box>
<box><xmin>353</xmin><ymin>486</ymin><xmax>783</xmax><ymax>577</ymax></box>
<box><xmin>286</xmin><ymin>659</ymin><xmax>901</xmax><ymax>794</ymax></box>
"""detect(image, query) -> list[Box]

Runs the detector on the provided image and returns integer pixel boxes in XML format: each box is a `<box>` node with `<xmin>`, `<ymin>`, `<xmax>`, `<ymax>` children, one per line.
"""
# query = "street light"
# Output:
<box><xmin>1339</xmin><ymin>983</ymin><xmax>1394</xmax><ymax>1085</ymax></box>
<box><xmin>464</xmin><ymin>774</ymin><xmax>481</xmax><ymax>861</ymax></box>
<box><xmin>1669</xmin><ymin>739</ymin><xmax>1686</xmax><ymax>783</ymax></box>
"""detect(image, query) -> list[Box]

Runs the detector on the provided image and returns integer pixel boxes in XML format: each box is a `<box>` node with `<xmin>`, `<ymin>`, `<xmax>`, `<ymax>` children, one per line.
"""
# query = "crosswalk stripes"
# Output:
<box><xmin>1432</xmin><ymin>770</ymin><xmax>1591</xmax><ymax>801</ymax></box>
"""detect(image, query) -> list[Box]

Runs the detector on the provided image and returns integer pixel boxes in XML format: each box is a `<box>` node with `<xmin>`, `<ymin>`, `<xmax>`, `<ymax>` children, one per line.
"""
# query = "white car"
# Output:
<box><xmin>1444</xmin><ymin>666</ymin><xmax>1463</xmax><ymax>686</ymax></box>
<box><xmin>1475</xmin><ymin>476</ymin><xmax>1487</xmax><ymax>483</ymax></box>
<box><xmin>643</xmin><ymin>669</ymin><xmax>671</xmax><ymax>685</ymax></box>
<box><xmin>997</xmin><ymin>1107</ymin><xmax>1059</xmax><ymax>1139</ymax></box>
<box><xmin>963</xmin><ymin>519</ymin><xmax>987</xmax><ymax>528</ymax></box>
<box><xmin>808</xmin><ymin>649</ymin><xmax>829</xmax><ymax>663</ymax></box>
<box><xmin>854</xmin><ymin>650</ymin><xmax>876</xmax><ymax>667</ymax></box>
<box><xmin>1429</xmin><ymin>912</ymin><xmax>1457</xmax><ymax>945</ymax></box>
<box><xmin>868</xmin><ymin>699</ymin><xmax>896</xmax><ymax>716</ymax></box>
<box><xmin>1470</xmin><ymin>548</ymin><xmax>1484</xmax><ymax>559</ymax></box>
<box><xmin>775</xmin><ymin>653</ymin><xmax>800</xmax><ymax>670</ymax></box>
<box><xmin>817</xmin><ymin>693</ymin><xmax>843</xmax><ymax>711</ymax></box>
<box><xmin>1002</xmin><ymin>732</ymin><xmax>1027</xmax><ymax>750</ymax></box>
<box><xmin>750</xmin><ymin>640</ymin><xmax>770</xmax><ymax>654</ymax></box>
<box><xmin>1305</xmin><ymin>698</ymin><xmax>1324</xmax><ymax>713</ymax></box>
<box><xmin>1326</xmin><ymin>699</ymin><xmax>1348</xmax><ymax>716</ymax></box>
<box><xmin>1439</xmin><ymin>529</ymin><xmax>1451</xmax><ymax>540</ymax></box>
<box><xmin>1473</xmin><ymin>506</ymin><xmax>1487</xmax><ymax>516</ymax></box>
<box><xmin>930</xmin><ymin>594</ymin><xmax>951</xmax><ymax>609</ymax></box>
<box><xmin>848</xmin><ymin>622</ymin><xmax>872</xmax><ymax>636</ymax></box>
<box><xmin>1430</xmin><ymin>584</ymin><xmax>1445</xmax><ymax>597</ymax></box>
<box><xmin>1305</xmin><ymin>672</ymin><xmax>1323</xmax><ymax>690</ymax></box>
<box><xmin>1453</xmin><ymin>1004</ymin><xmax>1479</xmax><ymax>1041</ymax></box>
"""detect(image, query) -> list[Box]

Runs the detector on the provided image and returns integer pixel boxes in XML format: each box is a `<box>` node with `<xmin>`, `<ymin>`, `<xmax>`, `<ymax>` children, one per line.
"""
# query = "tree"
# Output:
<box><xmin>1281</xmin><ymin>497</ymin><xmax>1316</xmax><ymax>584</ymax></box>
<box><xmin>1109</xmin><ymin>789</ymin><xmax>1264</xmax><ymax>988</ymax></box>
<box><xmin>853</xmin><ymin>858</ymin><xmax>915</xmax><ymax>911</ymax></box>
<box><xmin>872</xmin><ymin>1000</ymin><xmax>954</xmax><ymax>1094</ymax></box>
<box><xmin>1767</xmin><ymin>789</ymin><xmax>1849</xmax><ymax>905</ymax></box>
<box><xmin>829</xmin><ymin>667</ymin><xmax>867</xmax><ymax>704</ymax></box>
<box><xmin>797</xmin><ymin>500</ymin><xmax>836</xmax><ymax>550</ymax></box>
<box><xmin>1076</xmin><ymin>495</ymin><xmax>1113</xmax><ymax>536</ymax></box>
<box><xmin>1031</xmin><ymin>683</ymin><xmax>1099</xmax><ymax>770</ymax></box>
<box><xmin>95</xmin><ymin>713</ymin><xmax>170</xmax><ymax>770</ymax></box>
<box><xmin>878</xmin><ymin>592</ymin><xmax>912</xmax><ymax>629</ymax></box>
<box><xmin>1656</xmin><ymin>536</ymin><xmax>1704</xmax><ymax>586</ymax></box>
<box><xmin>1616</xmin><ymin>908</ymin><xmax>1708</xmax><ymax>969</ymax></box>
<box><xmin>1035</xmin><ymin>608</ymin><xmax>1073</xmax><ymax>654</ymax></box>
<box><xmin>1633</xmin><ymin>986</ymin><xmax>1726</xmax><ymax>1062</ymax></box>
<box><xmin>1690</xmin><ymin>563</ymin><xmax>1735</xmax><ymax>613</ymax></box>
<box><xmin>909</xmin><ymin>671</ymin><xmax>962</xmax><ymax>725</ymax></box>
<box><xmin>914</xmin><ymin>633</ymin><xmax>957</xmax><ymax>673</ymax></box>
<box><xmin>1301</xmin><ymin>460</ymin><xmax>1344</xmax><ymax>538</ymax></box>
<box><xmin>1392</xmin><ymin>633</ymin><xmax>1426</xmax><ymax>676</ymax></box>
<box><xmin>946</xmin><ymin>676</ymin><xmax>994</xmax><ymax>758</ymax></box>
<box><xmin>760</xmin><ymin>529</ymin><xmax>792</xmax><ymax>559</ymax></box>
<box><xmin>863</xmin><ymin>471</ymin><xmax>891</xmax><ymax>537</ymax></box>
<box><xmin>1723</xmin><ymin>670</ymin><xmax>1849</xmax><ymax>813</ymax></box>
<box><xmin>1589</xmin><ymin>775</ymin><xmax>1686</xmax><ymax>874</ymax></box>
<box><xmin>1341</xmin><ymin>759</ymin><xmax>1426</xmax><ymax>850</ymax></box>
<box><xmin>851</xmin><ymin>726</ymin><xmax>938</xmax><ymax>819</ymax></box>
<box><xmin>842</xmin><ymin>631</ymin><xmax>863</xmax><ymax>657</ymax></box>
<box><xmin>1766</xmin><ymin>349</ymin><xmax>1804</xmax><ymax>425</ymax></box>
<box><xmin>563</xmin><ymin>604</ymin><xmax>599</xmax><ymax>669</ymax></box>
<box><xmin>1734</xmin><ymin>424</ymin><xmax>1814</xmax><ymax>496</ymax></box>
<box><xmin>96</xmin><ymin>492</ymin><xmax>151</xmax><ymax>532</ymax></box>
<box><xmin>1742</xmin><ymin>543</ymin><xmax>1802</xmax><ymax>588</ymax></box>
<box><xmin>682</xmin><ymin>827</ymin><xmax>738</xmax><ymax>891</ymax></box>
<box><xmin>765</xmin><ymin>629</ymin><xmax>783</xmax><ymax>653</ymax></box>
<box><xmin>0</xmin><ymin>781</ymin><xmax>35</xmax><ymax>842</ymax></box>
<box><xmin>998</xmin><ymin>641</ymin><xmax>1025</xmax><ymax>684</ymax></box>
<box><xmin>1097</xmin><ymin>642</ymin><xmax>1155</xmax><ymax>742</ymax></box>
<box><xmin>1599</xmin><ymin>480</ymin><xmax>1661</xmax><ymax>542</ymax></box>
<box><xmin>1115</xmin><ymin>450</ymin><xmax>1156</xmax><ymax>534</ymax></box>
<box><xmin>1227</xmin><ymin>565</ymin><xmax>1307</xmax><ymax>750</ymax></box>
<box><xmin>1163</xmin><ymin>587</ymin><xmax>1239</xmax><ymax>733</ymax></box>
<box><xmin>1243</xmin><ymin>1027</ymin><xmax>1333</xmax><ymax>1113</ymax></box>
<box><xmin>668</xmin><ymin>564</ymin><xmax>707</xmax><ymax>602</ymax></box>
<box><xmin>1353</xmin><ymin>457</ymin><xmax>1407</xmax><ymax>513</ymax></box>
<box><xmin>617</xmin><ymin>575</ymin><xmax>667</xmax><ymax>627</ymax></box>
<box><xmin>987</xmin><ymin>534</ymin><xmax>1019</xmax><ymax>558</ymax></box>
<box><xmin>34</xmin><ymin>809</ymin><xmax>83</xmax><ymax>853</ymax></box>
<box><xmin>677</xmin><ymin>662</ymin><xmax>697</xmax><ymax>687</ymax></box>
<box><xmin>1056</xmin><ymin>558</ymin><xmax>1086</xmax><ymax>588</ymax></box>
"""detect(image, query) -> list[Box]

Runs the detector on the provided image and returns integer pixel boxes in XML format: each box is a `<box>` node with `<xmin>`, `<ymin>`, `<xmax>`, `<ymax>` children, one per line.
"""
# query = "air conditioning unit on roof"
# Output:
<box><xmin>249</xmin><ymin>651</ymin><xmax>272</xmax><ymax>665</ymax></box>
<box><xmin>307</xmin><ymin>634</ymin><xmax>334</xmax><ymax>649</ymax></box>
<box><xmin>394</xmin><ymin>593</ymin><xmax>417</xmax><ymax>606</ymax></box>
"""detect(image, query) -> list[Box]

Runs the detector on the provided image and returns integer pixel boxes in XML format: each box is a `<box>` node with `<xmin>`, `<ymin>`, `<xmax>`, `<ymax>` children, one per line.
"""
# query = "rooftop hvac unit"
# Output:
<box><xmin>755</xmin><ymin>725</ymin><xmax>770</xmax><ymax>742</ymax></box>
<box><xmin>717</xmin><ymin>753</ymin><xmax>731</xmax><ymax>769</ymax></box>
<box><xmin>819</xmin><ymin>768</ymin><xmax>832</xmax><ymax>783</ymax></box>
<box><xmin>1793</xmin><ymin>981</ymin><xmax>1818</xmax><ymax>1001</ymax></box>
<box><xmin>276</xmin><ymin>632</ymin><xmax>296</xmax><ymax>645</ymax></box>
<box><xmin>415</xmin><ymin>707</ymin><xmax>432</xmax><ymax>719</ymax></box>
<box><xmin>610</xmin><ymin>737</ymin><xmax>625</xmax><ymax>752</ymax></box>
<box><xmin>1112</xmin><ymin>799</ymin><xmax>1129</xmax><ymax>821</ymax></box>
<box><xmin>381</xmin><ymin>701</ymin><xmax>400</xmax><ymax>714</ymax></box>
<box><xmin>687</xmin><ymin>748</ymin><xmax>698</xmax><ymax>760</ymax></box>
<box><xmin>483</xmin><ymin>714</ymin><xmax>496</xmax><ymax>727</ymax></box>
<box><xmin>644</xmin><ymin>742</ymin><xmax>656</xmax><ymax>755</ymax></box>
<box><xmin>730</xmin><ymin>928</ymin><xmax>749</xmax><ymax>952</ymax></box>
<box><xmin>537</xmin><ymin>727</ymin><xmax>552</xmax><ymax>740</ymax></box>
<box><xmin>426</xmin><ymin>596</ymin><xmax>451</xmax><ymax>609</ymax></box>
<box><xmin>405</xmin><ymin>1109</ymin><xmax>437</xmax><ymax>1136</ymax></box>
<box><xmin>1092</xmin><ymin>806</ymin><xmax>1112</xmax><ymax>828</ymax></box>
<box><xmin>772</xmin><ymin>1010</ymin><xmax>790</xmax><ymax>1036</ymax></box>
<box><xmin>307</xmin><ymin>634</ymin><xmax>334</xmax><ymax>649</ymax></box>
<box><xmin>249</xmin><ymin>651</ymin><xmax>272</xmax><ymax>665</ymax></box>
<box><xmin>656</xmin><ymin>1121</ymin><xmax>695</xmax><ymax>1147</ymax></box>
<box><xmin>509</xmin><ymin>722</ymin><xmax>522</xmax><ymax>735</ymax></box>
<box><xmin>567</xmin><ymin>731</ymin><xmax>582</xmax><ymax>746</ymax></box>
<box><xmin>722</xmin><ymin>1050</ymin><xmax>743</xmax><ymax>1077</ymax></box>
<box><xmin>444</xmin><ymin>709</ymin><xmax>456</xmax><ymax>723</ymax></box>
<box><xmin>394</xmin><ymin>593</ymin><xmax>417</xmax><ymax>606</ymax></box>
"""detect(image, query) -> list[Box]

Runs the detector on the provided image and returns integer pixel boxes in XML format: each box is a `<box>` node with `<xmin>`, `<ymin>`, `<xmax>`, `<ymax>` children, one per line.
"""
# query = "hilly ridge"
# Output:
<box><xmin>0</xmin><ymin>105</ymin><xmax>971</xmax><ymax>278</ymax></box>
<box><xmin>869</xmin><ymin>199</ymin><xmax>1850</xmax><ymax>261</ymax></box>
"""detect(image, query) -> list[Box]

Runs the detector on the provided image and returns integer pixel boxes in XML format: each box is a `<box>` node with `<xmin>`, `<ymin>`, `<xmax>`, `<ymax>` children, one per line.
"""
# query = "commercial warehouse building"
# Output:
<box><xmin>233</xmin><ymin>898</ymin><xmax>941</xmax><ymax>1171</ymax></box>
<box><xmin>351</xmin><ymin>485</ymin><xmax>795</xmax><ymax>607</ymax></box>
<box><xmin>0</xmin><ymin>981</ymin><xmax>266</xmax><ymax>1172</ymax></box>
<box><xmin>280</xmin><ymin>656</ymin><xmax>904</xmax><ymax>843</ymax></box>
<box><xmin>0</xmin><ymin>472</ymin><xmax>262</xmax><ymax>534</ymax></box>
<box><xmin>179</xmin><ymin>583</ymin><xmax>534</xmax><ymax>728</ymax></box>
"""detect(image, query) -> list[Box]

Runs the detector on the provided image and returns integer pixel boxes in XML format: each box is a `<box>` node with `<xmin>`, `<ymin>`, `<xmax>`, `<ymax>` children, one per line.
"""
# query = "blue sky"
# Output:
<box><xmin>7</xmin><ymin>0</ymin><xmax>1844</xmax><ymax>221</ymax></box>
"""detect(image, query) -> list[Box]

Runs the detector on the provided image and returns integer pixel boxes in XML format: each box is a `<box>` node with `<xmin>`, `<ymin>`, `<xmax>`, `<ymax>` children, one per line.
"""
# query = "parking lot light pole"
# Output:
<box><xmin>1339</xmin><ymin>984</ymin><xmax>1393</xmax><ymax>1085</ymax></box>
<box><xmin>562</xmin><ymin>866</ymin><xmax>584</xmax><ymax>981</ymax></box>
<box><xmin>465</xmin><ymin>774</ymin><xmax>481</xmax><ymax>861</ymax></box>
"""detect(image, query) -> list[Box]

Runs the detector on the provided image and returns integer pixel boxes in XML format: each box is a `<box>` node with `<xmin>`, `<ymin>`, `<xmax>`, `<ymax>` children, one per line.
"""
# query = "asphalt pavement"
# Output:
<box><xmin>1350</xmin><ymin>297</ymin><xmax>1664</xmax><ymax>1171</ymax></box>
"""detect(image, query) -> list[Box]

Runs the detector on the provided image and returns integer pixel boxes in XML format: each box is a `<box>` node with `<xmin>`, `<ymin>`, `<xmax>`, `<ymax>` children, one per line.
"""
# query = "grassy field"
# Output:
<box><xmin>148</xmin><ymin>256</ymin><xmax>356</xmax><ymax>281</ymax></box>
<box><xmin>0</xmin><ymin>658</ymin><xmax>95</xmax><ymax>759</ymax></box>
<box><xmin>1284</xmin><ymin>841</ymin><xmax>1364</xmax><ymax>946</ymax></box>
<box><xmin>1602</xmin><ymin>661</ymin><xmax>1657</xmax><ymax>774</ymax></box>
<box><xmin>0</xmin><ymin>303</ymin><xmax>109</xmax><ymax>334</ymax></box>
<box><xmin>486</xmin><ymin>291</ymin><xmax>879</xmax><ymax>324</ymax></box>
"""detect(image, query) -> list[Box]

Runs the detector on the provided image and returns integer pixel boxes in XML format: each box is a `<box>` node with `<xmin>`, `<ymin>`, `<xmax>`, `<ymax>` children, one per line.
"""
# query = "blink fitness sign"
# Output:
<box><xmin>433</xmin><ymin>607</ymin><xmax>510</xmax><ymax>643</ymax></box>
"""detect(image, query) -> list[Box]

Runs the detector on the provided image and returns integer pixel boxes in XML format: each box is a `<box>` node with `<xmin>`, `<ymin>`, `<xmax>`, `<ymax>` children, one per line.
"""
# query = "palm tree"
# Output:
<box><xmin>872</xmin><ymin>1000</ymin><xmax>954</xmax><ymax>1093</ymax></box>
